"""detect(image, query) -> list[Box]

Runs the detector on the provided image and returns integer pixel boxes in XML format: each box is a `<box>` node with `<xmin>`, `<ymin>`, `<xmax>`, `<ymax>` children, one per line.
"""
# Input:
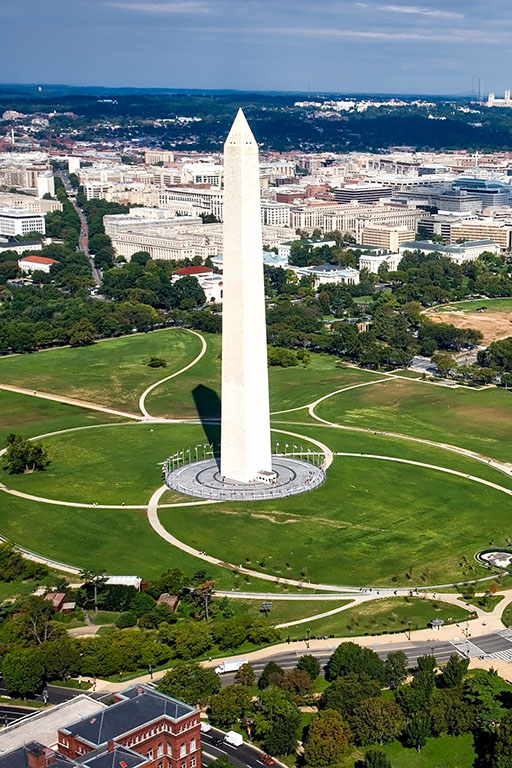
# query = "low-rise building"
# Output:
<box><xmin>399</xmin><ymin>239</ymin><xmax>501</xmax><ymax>264</ymax></box>
<box><xmin>18</xmin><ymin>255</ymin><xmax>58</xmax><ymax>273</ymax></box>
<box><xmin>293</xmin><ymin>264</ymin><xmax>360</xmax><ymax>286</ymax></box>
<box><xmin>359</xmin><ymin>252</ymin><xmax>402</xmax><ymax>273</ymax></box>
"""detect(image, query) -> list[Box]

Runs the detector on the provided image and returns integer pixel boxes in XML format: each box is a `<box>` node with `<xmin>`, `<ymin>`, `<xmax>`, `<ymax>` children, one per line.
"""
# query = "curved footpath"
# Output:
<box><xmin>138</xmin><ymin>329</ymin><xmax>207</xmax><ymax>418</ymax></box>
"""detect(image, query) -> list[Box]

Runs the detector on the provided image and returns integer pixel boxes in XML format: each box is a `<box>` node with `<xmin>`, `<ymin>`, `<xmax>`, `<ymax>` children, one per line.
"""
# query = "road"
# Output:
<box><xmin>217</xmin><ymin>632</ymin><xmax>512</xmax><ymax>685</ymax></box>
<box><xmin>0</xmin><ymin>705</ymin><xmax>40</xmax><ymax>725</ymax></box>
<box><xmin>56</xmin><ymin>171</ymin><xmax>102</xmax><ymax>287</ymax></box>
<box><xmin>202</xmin><ymin>727</ymin><xmax>282</xmax><ymax>768</ymax></box>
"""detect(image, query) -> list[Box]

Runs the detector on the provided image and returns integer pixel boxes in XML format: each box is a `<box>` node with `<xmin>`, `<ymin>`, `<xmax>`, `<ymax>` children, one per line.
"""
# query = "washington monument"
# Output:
<box><xmin>220</xmin><ymin>109</ymin><xmax>273</xmax><ymax>483</ymax></box>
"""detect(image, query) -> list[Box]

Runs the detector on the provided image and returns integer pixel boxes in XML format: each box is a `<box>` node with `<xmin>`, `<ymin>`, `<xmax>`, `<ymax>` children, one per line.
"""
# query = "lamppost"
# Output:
<box><xmin>306</xmin><ymin>627</ymin><xmax>311</xmax><ymax>649</ymax></box>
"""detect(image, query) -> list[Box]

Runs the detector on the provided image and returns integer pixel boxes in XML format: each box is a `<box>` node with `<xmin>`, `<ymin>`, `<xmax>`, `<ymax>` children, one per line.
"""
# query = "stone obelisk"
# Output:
<box><xmin>220</xmin><ymin>109</ymin><xmax>273</xmax><ymax>483</ymax></box>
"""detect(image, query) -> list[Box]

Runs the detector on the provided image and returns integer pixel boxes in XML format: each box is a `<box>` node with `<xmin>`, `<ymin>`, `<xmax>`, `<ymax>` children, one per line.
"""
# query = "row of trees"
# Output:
<box><xmin>168</xmin><ymin>642</ymin><xmax>512</xmax><ymax>767</ymax></box>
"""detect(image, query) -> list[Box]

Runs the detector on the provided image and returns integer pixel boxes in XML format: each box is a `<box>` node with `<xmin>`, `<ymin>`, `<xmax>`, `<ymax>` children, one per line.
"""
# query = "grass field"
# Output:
<box><xmin>223</xmin><ymin>598</ymin><xmax>351</xmax><ymax>627</ymax></box>
<box><xmin>290</xmin><ymin>597</ymin><xmax>471</xmax><ymax>638</ymax></box>
<box><xmin>159</xmin><ymin>454</ymin><xmax>505</xmax><ymax>586</ymax></box>
<box><xmin>376</xmin><ymin>734</ymin><xmax>476</xmax><ymax>768</ymax></box>
<box><xmin>437</xmin><ymin>297</ymin><xmax>512</xmax><ymax>313</ymax></box>
<box><xmin>313</xmin><ymin>377</ymin><xmax>512</xmax><ymax>463</ymax></box>
<box><xmin>0</xmin><ymin>390</ymin><xmax>122</xmax><ymax>445</ymax></box>
<box><xmin>0</xmin><ymin>328</ymin><xmax>201</xmax><ymax>411</ymax></box>
<box><xmin>0</xmin><ymin>423</ymin><xmax>320</xmax><ymax>505</ymax></box>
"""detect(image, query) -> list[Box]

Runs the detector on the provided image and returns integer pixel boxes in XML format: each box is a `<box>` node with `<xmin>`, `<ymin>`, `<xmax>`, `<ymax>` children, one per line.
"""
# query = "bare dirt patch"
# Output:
<box><xmin>427</xmin><ymin>311</ymin><xmax>512</xmax><ymax>345</ymax></box>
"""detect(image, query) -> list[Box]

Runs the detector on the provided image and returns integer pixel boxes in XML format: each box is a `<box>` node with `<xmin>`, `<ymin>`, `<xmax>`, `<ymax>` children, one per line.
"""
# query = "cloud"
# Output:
<box><xmin>107</xmin><ymin>1</ymin><xmax>213</xmax><ymax>14</ymax></box>
<box><xmin>378</xmin><ymin>4</ymin><xmax>464</xmax><ymax>19</ymax></box>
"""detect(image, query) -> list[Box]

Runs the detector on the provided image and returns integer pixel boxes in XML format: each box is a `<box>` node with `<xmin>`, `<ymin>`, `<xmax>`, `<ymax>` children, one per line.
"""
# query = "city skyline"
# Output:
<box><xmin>2</xmin><ymin>0</ymin><xmax>512</xmax><ymax>94</ymax></box>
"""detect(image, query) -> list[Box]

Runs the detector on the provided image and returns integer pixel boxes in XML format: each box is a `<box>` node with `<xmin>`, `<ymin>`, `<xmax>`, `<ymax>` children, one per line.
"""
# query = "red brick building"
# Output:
<box><xmin>57</xmin><ymin>686</ymin><xmax>201</xmax><ymax>768</ymax></box>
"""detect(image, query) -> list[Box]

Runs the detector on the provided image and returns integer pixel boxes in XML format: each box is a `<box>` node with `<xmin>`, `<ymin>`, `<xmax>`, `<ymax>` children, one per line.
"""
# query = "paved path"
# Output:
<box><xmin>138</xmin><ymin>329</ymin><xmax>207</xmax><ymax>418</ymax></box>
<box><xmin>0</xmin><ymin>384</ymin><xmax>142</xmax><ymax>421</ymax></box>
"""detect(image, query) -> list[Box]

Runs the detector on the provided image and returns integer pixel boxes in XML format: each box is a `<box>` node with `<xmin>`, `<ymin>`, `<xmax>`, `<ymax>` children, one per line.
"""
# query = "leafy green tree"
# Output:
<box><xmin>492</xmin><ymin>709</ymin><xmax>512</xmax><ymax>767</ymax></box>
<box><xmin>209</xmin><ymin>684</ymin><xmax>252</xmax><ymax>728</ymax></box>
<box><xmin>68</xmin><ymin>318</ymin><xmax>97</xmax><ymax>346</ymax></box>
<box><xmin>326</xmin><ymin>642</ymin><xmax>386</xmax><ymax>684</ymax></box>
<box><xmin>129</xmin><ymin>592</ymin><xmax>156</xmax><ymax>618</ymax></box>
<box><xmin>320</xmin><ymin>672</ymin><xmax>381</xmax><ymax>718</ymax></box>
<box><xmin>362</xmin><ymin>749</ymin><xmax>392</xmax><ymax>768</ymax></box>
<box><xmin>385</xmin><ymin>651</ymin><xmax>408</xmax><ymax>689</ymax></box>
<box><xmin>303</xmin><ymin>709</ymin><xmax>351</xmax><ymax>767</ymax></box>
<box><xmin>115</xmin><ymin>611</ymin><xmax>138</xmax><ymax>628</ymax></box>
<box><xmin>41</xmin><ymin>637</ymin><xmax>80</xmax><ymax>681</ymax></box>
<box><xmin>158</xmin><ymin>662</ymin><xmax>220</xmax><ymax>706</ymax></box>
<box><xmin>4</xmin><ymin>434</ymin><xmax>50</xmax><ymax>474</ymax></box>
<box><xmin>429</xmin><ymin>688</ymin><xmax>473</xmax><ymax>736</ymax></box>
<box><xmin>403</xmin><ymin>713</ymin><xmax>431</xmax><ymax>752</ymax></box>
<box><xmin>171</xmin><ymin>621</ymin><xmax>212</xmax><ymax>659</ymax></box>
<box><xmin>212</xmin><ymin>757</ymin><xmax>235</xmax><ymax>768</ymax></box>
<box><xmin>235</xmin><ymin>663</ymin><xmax>255</xmax><ymax>686</ymax></box>
<box><xmin>281</xmin><ymin>669</ymin><xmax>312</xmax><ymax>702</ymax></box>
<box><xmin>297</xmin><ymin>654</ymin><xmax>321</xmax><ymax>680</ymax></box>
<box><xmin>258</xmin><ymin>661</ymin><xmax>285</xmax><ymax>690</ymax></box>
<box><xmin>463</xmin><ymin>670</ymin><xmax>502</xmax><ymax>732</ymax></box>
<box><xmin>211</xmin><ymin>618</ymin><xmax>248</xmax><ymax>650</ymax></box>
<box><xmin>351</xmin><ymin>698</ymin><xmax>405</xmax><ymax>746</ymax></box>
<box><xmin>16</xmin><ymin>595</ymin><xmax>61</xmax><ymax>644</ymax></box>
<box><xmin>2</xmin><ymin>648</ymin><xmax>44</xmax><ymax>696</ymax></box>
<box><xmin>253</xmin><ymin>686</ymin><xmax>300</xmax><ymax>755</ymax></box>
<box><xmin>441</xmin><ymin>654</ymin><xmax>469</xmax><ymax>688</ymax></box>
<box><xmin>79</xmin><ymin>568</ymin><xmax>107</xmax><ymax>613</ymax></box>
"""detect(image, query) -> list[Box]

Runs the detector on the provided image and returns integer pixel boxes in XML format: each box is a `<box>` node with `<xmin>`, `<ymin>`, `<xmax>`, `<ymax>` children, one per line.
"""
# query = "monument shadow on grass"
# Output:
<box><xmin>192</xmin><ymin>385</ymin><xmax>221</xmax><ymax>454</ymax></box>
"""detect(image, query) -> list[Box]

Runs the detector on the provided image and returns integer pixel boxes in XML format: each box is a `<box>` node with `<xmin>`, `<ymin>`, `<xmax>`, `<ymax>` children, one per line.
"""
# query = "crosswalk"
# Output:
<box><xmin>450</xmin><ymin>637</ymin><xmax>484</xmax><ymax>658</ymax></box>
<box><xmin>489</xmin><ymin>649</ymin><xmax>512</xmax><ymax>663</ymax></box>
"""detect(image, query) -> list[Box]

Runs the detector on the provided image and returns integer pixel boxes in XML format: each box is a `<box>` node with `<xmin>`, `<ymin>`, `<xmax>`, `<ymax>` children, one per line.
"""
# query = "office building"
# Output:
<box><xmin>361</xmin><ymin>224</ymin><xmax>416</xmax><ymax>251</ymax></box>
<box><xmin>0</xmin><ymin>207</ymin><xmax>45</xmax><ymax>237</ymax></box>
<box><xmin>334</xmin><ymin>184</ymin><xmax>393</xmax><ymax>204</ymax></box>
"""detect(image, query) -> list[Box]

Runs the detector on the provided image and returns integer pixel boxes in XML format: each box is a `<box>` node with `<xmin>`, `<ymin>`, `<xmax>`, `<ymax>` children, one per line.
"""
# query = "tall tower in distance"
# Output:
<box><xmin>220</xmin><ymin>109</ymin><xmax>273</xmax><ymax>483</ymax></box>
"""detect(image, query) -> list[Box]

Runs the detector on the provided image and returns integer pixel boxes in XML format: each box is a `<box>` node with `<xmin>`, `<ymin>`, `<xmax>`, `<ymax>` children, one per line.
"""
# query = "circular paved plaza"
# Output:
<box><xmin>165</xmin><ymin>456</ymin><xmax>325</xmax><ymax>501</ymax></box>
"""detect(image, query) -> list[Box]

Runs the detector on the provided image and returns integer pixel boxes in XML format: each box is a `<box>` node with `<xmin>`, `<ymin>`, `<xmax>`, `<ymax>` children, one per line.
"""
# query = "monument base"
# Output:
<box><xmin>164</xmin><ymin>456</ymin><xmax>325</xmax><ymax>502</ymax></box>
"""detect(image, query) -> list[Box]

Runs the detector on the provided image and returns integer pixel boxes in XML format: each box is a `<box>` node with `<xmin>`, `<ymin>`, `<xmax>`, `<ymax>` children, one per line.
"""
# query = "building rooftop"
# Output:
<box><xmin>0</xmin><ymin>697</ymin><xmax>106</xmax><ymax>756</ymax></box>
<box><xmin>174</xmin><ymin>265</ymin><xmax>213</xmax><ymax>276</ymax></box>
<box><xmin>78</xmin><ymin>743</ymin><xmax>150</xmax><ymax>768</ymax></box>
<box><xmin>62</xmin><ymin>687</ymin><xmax>196</xmax><ymax>748</ymax></box>
<box><xmin>0</xmin><ymin>742</ymin><xmax>72</xmax><ymax>768</ymax></box>
<box><xmin>19</xmin><ymin>255</ymin><xmax>58</xmax><ymax>265</ymax></box>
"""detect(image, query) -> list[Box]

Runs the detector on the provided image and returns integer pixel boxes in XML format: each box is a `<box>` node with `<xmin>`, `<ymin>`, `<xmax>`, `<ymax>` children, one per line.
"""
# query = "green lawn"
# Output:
<box><xmin>376</xmin><ymin>733</ymin><xmax>476</xmax><ymax>768</ymax></box>
<box><xmin>160</xmin><ymin>453</ymin><xmax>506</xmax><ymax>587</ymax></box>
<box><xmin>221</xmin><ymin>598</ymin><xmax>351</xmax><ymax>627</ymax></box>
<box><xmin>0</xmin><ymin>493</ymin><xmax>239</xmax><ymax>585</ymax></box>
<box><xmin>313</xmin><ymin>377</ymin><xmax>512</xmax><ymax>463</ymax></box>
<box><xmin>0</xmin><ymin>328</ymin><xmax>201</xmax><ymax>411</ymax></box>
<box><xmin>0</xmin><ymin>390</ymin><xmax>122</xmax><ymax>445</ymax></box>
<box><xmin>0</xmin><ymin>423</ymin><xmax>319</xmax><ymax>506</ymax></box>
<box><xmin>289</xmin><ymin>597</ymin><xmax>471</xmax><ymax>639</ymax></box>
<box><xmin>437</xmin><ymin>297</ymin><xmax>512</xmax><ymax>313</ymax></box>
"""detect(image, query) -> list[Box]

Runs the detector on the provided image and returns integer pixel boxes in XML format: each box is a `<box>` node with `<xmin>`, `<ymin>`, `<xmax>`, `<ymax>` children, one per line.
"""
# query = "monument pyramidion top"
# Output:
<box><xmin>225</xmin><ymin>107</ymin><xmax>257</xmax><ymax>147</ymax></box>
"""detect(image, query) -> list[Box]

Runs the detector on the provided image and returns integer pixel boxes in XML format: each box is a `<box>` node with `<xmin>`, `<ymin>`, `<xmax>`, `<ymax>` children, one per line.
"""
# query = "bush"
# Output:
<box><xmin>115</xmin><ymin>611</ymin><xmax>138</xmax><ymax>628</ymax></box>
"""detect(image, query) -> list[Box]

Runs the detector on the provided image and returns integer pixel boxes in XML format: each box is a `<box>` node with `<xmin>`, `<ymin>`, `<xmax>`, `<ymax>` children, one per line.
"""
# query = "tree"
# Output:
<box><xmin>493</xmin><ymin>709</ymin><xmax>512</xmax><ymax>767</ymax></box>
<box><xmin>441</xmin><ymin>654</ymin><xmax>469</xmax><ymax>688</ymax></box>
<box><xmin>297</xmin><ymin>654</ymin><xmax>321</xmax><ymax>680</ymax></box>
<box><xmin>68</xmin><ymin>318</ymin><xmax>97</xmax><ymax>346</ymax></box>
<box><xmin>320</xmin><ymin>673</ymin><xmax>381</xmax><ymax>719</ymax></box>
<box><xmin>129</xmin><ymin>592</ymin><xmax>156</xmax><ymax>618</ymax></box>
<box><xmin>253</xmin><ymin>686</ymin><xmax>300</xmax><ymax>756</ymax></box>
<box><xmin>303</xmin><ymin>709</ymin><xmax>351</xmax><ymax>768</ymax></box>
<box><xmin>171</xmin><ymin>621</ymin><xmax>212</xmax><ymax>659</ymax></box>
<box><xmin>258</xmin><ymin>661</ymin><xmax>285</xmax><ymax>690</ymax></box>
<box><xmin>195</xmin><ymin>580</ymin><xmax>216</xmax><ymax>622</ymax></box>
<box><xmin>79</xmin><ymin>568</ymin><xmax>107</xmax><ymax>613</ymax></box>
<box><xmin>326</xmin><ymin>642</ymin><xmax>386</xmax><ymax>684</ymax></box>
<box><xmin>403</xmin><ymin>713</ymin><xmax>430</xmax><ymax>752</ymax></box>
<box><xmin>235</xmin><ymin>663</ymin><xmax>256</xmax><ymax>686</ymax></box>
<box><xmin>4</xmin><ymin>433</ymin><xmax>50</xmax><ymax>474</ymax></box>
<box><xmin>281</xmin><ymin>669</ymin><xmax>313</xmax><ymax>701</ymax></box>
<box><xmin>463</xmin><ymin>670</ymin><xmax>502</xmax><ymax>732</ymax></box>
<box><xmin>209</xmin><ymin>684</ymin><xmax>252</xmax><ymax>728</ymax></box>
<box><xmin>362</xmin><ymin>749</ymin><xmax>392</xmax><ymax>768</ymax></box>
<box><xmin>158</xmin><ymin>662</ymin><xmax>220</xmax><ymax>706</ymax></box>
<box><xmin>385</xmin><ymin>651</ymin><xmax>408</xmax><ymax>689</ymax></box>
<box><xmin>2</xmin><ymin>648</ymin><xmax>44</xmax><ymax>696</ymax></box>
<box><xmin>41</xmin><ymin>637</ymin><xmax>80</xmax><ymax>680</ymax></box>
<box><xmin>16</xmin><ymin>595</ymin><xmax>60</xmax><ymax>644</ymax></box>
<box><xmin>351</xmin><ymin>698</ymin><xmax>405</xmax><ymax>746</ymax></box>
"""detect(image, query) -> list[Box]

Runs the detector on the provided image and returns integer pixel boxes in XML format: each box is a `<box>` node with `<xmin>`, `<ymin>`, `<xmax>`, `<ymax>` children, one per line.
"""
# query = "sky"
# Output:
<box><xmin>2</xmin><ymin>0</ymin><xmax>512</xmax><ymax>94</ymax></box>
